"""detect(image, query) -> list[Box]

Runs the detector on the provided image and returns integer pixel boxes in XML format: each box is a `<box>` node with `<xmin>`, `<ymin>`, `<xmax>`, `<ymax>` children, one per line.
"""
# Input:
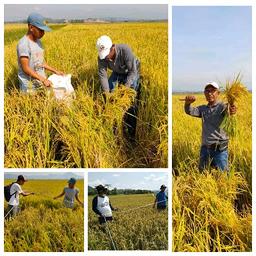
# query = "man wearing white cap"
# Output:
<box><xmin>184</xmin><ymin>82</ymin><xmax>236</xmax><ymax>171</ymax></box>
<box><xmin>17</xmin><ymin>13</ymin><xmax>64</xmax><ymax>92</ymax></box>
<box><xmin>96</xmin><ymin>35</ymin><xmax>140</xmax><ymax>140</ymax></box>
<box><xmin>96</xmin><ymin>35</ymin><xmax>140</xmax><ymax>93</ymax></box>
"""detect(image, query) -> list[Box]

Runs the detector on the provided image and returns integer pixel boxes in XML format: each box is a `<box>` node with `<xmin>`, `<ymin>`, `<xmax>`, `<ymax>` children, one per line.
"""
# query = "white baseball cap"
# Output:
<box><xmin>205</xmin><ymin>81</ymin><xmax>219</xmax><ymax>90</ymax></box>
<box><xmin>96</xmin><ymin>35</ymin><xmax>112</xmax><ymax>60</ymax></box>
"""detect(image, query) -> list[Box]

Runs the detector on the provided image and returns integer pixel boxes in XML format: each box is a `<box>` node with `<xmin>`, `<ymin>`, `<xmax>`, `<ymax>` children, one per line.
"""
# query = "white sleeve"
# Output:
<box><xmin>14</xmin><ymin>184</ymin><xmax>23</xmax><ymax>194</ymax></box>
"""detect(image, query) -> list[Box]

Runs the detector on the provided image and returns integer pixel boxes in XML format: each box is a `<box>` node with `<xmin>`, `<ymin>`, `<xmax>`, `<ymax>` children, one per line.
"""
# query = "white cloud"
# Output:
<box><xmin>144</xmin><ymin>174</ymin><xmax>156</xmax><ymax>180</ymax></box>
<box><xmin>89</xmin><ymin>179</ymin><xmax>106</xmax><ymax>187</ymax></box>
<box><xmin>33</xmin><ymin>6</ymin><xmax>41</xmax><ymax>12</ymax></box>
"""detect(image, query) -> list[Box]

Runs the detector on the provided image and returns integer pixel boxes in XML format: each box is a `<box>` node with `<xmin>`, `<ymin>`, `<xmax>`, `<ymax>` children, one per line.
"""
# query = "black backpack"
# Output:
<box><xmin>4</xmin><ymin>183</ymin><xmax>17</xmax><ymax>202</ymax></box>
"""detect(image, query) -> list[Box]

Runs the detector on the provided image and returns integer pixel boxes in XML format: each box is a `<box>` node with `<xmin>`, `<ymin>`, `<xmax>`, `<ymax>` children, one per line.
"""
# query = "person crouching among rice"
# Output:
<box><xmin>184</xmin><ymin>82</ymin><xmax>237</xmax><ymax>171</ymax></box>
<box><xmin>17</xmin><ymin>13</ymin><xmax>64</xmax><ymax>92</ymax></box>
<box><xmin>96</xmin><ymin>35</ymin><xmax>141</xmax><ymax>141</ymax></box>
<box><xmin>92</xmin><ymin>185</ymin><xmax>118</xmax><ymax>225</ymax></box>
<box><xmin>54</xmin><ymin>178</ymin><xmax>83</xmax><ymax>208</ymax></box>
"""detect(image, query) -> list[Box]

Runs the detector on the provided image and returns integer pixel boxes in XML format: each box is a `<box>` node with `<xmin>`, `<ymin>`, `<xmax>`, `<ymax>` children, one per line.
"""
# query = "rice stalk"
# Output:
<box><xmin>220</xmin><ymin>74</ymin><xmax>249</xmax><ymax>137</ymax></box>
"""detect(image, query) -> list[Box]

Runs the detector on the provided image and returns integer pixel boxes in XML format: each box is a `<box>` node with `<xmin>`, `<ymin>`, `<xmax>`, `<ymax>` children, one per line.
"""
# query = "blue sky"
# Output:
<box><xmin>88</xmin><ymin>172</ymin><xmax>168</xmax><ymax>191</ymax></box>
<box><xmin>173</xmin><ymin>6</ymin><xmax>252</xmax><ymax>92</ymax></box>
<box><xmin>5</xmin><ymin>4</ymin><xmax>167</xmax><ymax>22</ymax></box>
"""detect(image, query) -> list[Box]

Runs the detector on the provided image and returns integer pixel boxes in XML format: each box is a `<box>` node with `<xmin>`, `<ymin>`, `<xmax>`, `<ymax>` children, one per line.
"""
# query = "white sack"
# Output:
<box><xmin>48</xmin><ymin>74</ymin><xmax>75</xmax><ymax>100</ymax></box>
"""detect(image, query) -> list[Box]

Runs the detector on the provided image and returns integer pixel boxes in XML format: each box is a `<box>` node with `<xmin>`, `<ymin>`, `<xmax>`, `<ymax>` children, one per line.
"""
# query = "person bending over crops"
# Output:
<box><xmin>54</xmin><ymin>178</ymin><xmax>83</xmax><ymax>208</ymax></box>
<box><xmin>92</xmin><ymin>185</ymin><xmax>118</xmax><ymax>225</ymax></box>
<box><xmin>153</xmin><ymin>185</ymin><xmax>168</xmax><ymax>210</ymax></box>
<box><xmin>96</xmin><ymin>35</ymin><xmax>141</xmax><ymax>140</ymax></box>
<box><xmin>184</xmin><ymin>82</ymin><xmax>236</xmax><ymax>171</ymax></box>
<box><xmin>5</xmin><ymin>175</ymin><xmax>34</xmax><ymax>219</ymax></box>
<box><xmin>17</xmin><ymin>13</ymin><xmax>64</xmax><ymax>92</ymax></box>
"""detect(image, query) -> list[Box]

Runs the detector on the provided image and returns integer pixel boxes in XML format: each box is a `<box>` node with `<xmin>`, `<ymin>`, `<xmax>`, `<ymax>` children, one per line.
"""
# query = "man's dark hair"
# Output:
<box><xmin>17</xmin><ymin>175</ymin><xmax>26</xmax><ymax>182</ymax></box>
<box><xmin>96</xmin><ymin>185</ymin><xmax>105</xmax><ymax>193</ymax></box>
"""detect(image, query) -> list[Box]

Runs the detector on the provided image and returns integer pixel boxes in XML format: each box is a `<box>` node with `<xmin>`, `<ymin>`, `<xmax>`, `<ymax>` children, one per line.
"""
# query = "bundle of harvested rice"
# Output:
<box><xmin>221</xmin><ymin>75</ymin><xmax>249</xmax><ymax>137</ymax></box>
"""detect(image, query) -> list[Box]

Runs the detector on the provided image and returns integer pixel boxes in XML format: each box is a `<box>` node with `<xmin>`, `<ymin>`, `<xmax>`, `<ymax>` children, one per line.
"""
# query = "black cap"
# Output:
<box><xmin>96</xmin><ymin>185</ymin><xmax>105</xmax><ymax>192</ymax></box>
<box><xmin>160</xmin><ymin>184</ymin><xmax>166</xmax><ymax>189</ymax></box>
<box><xmin>17</xmin><ymin>175</ymin><xmax>27</xmax><ymax>182</ymax></box>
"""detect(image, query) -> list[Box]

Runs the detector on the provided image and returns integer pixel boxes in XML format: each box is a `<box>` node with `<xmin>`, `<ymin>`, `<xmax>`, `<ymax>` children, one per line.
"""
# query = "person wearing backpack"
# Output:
<box><xmin>5</xmin><ymin>175</ymin><xmax>34</xmax><ymax>219</ymax></box>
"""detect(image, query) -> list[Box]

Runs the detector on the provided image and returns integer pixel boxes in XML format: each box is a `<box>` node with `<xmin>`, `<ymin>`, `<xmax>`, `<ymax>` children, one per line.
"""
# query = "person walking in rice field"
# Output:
<box><xmin>153</xmin><ymin>184</ymin><xmax>168</xmax><ymax>210</ymax></box>
<box><xmin>92</xmin><ymin>185</ymin><xmax>118</xmax><ymax>224</ymax></box>
<box><xmin>54</xmin><ymin>178</ymin><xmax>83</xmax><ymax>208</ymax></box>
<box><xmin>5</xmin><ymin>175</ymin><xmax>35</xmax><ymax>219</ymax></box>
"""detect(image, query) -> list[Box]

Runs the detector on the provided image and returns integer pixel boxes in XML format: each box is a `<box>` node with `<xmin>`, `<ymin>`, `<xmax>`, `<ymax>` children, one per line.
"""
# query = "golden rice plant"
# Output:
<box><xmin>88</xmin><ymin>194</ymin><xmax>168</xmax><ymax>250</ymax></box>
<box><xmin>4</xmin><ymin>180</ymin><xmax>84</xmax><ymax>252</ymax></box>
<box><xmin>172</xmin><ymin>91</ymin><xmax>252</xmax><ymax>252</ymax></box>
<box><xmin>220</xmin><ymin>75</ymin><xmax>249</xmax><ymax>137</ymax></box>
<box><xmin>4</xmin><ymin>22</ymin><xmax>168</xmax><ymax>168</ymax></box>
<box><xmin>173</xmin><ymin>169</ymin><xmax>251</xmax><ymax>252</ymax></box>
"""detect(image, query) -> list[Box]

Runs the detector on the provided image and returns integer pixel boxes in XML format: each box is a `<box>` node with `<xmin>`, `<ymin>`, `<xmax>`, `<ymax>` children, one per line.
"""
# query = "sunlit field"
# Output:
<box><xmin>88</xmin><ymin>193</ymin><xmax>168</xmax><ymax>250</ymax></box>
<box><xmin>4</xmin><ymin>179</ymin><xmax>84</xmax><ymax>252</ymax></box>
<box><xmin>172</xmin><ymin>93</ymin><xmax>252</xmax><ymax>252</ymax></box>
<box><xmin>4</xmin><ymin>22</ymin><xmax>168</xmax><ymax>168</ymax></box>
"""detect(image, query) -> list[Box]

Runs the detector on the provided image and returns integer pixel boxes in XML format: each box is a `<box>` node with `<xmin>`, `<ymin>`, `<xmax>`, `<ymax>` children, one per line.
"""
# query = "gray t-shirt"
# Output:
<box><xmin>98</xmin><ymin>44</ymin><xmax>139</xmax><ymax>92</ymax></box>
<box><xmin>63</xmin><ymin>187</ymin><xmax>79</xmax><ymax>208</ymax></box>
<box><xmin>185</xmin><ymin>101</ymin><xmax>228</xmax><ymax>146</ymax></box>
<box><xmin>17</xmin><ymin>35</ymin><xmax>46</xmax><ymax>92</ymax></box>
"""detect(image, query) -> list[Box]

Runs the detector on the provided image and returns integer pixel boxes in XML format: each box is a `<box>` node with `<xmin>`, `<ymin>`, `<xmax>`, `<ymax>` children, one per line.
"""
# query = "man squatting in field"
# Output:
<box><xmin>96</xmin><ymin>35</ymin><xmax>140</xmax><ymax>140</ymax></box>
<box><xmin>184</xmin><ymin>82</ymin><xmax>236</xmax><ymax>171</ymax></box>
<box><xmin>153</xmin><ymin>184</ymin><xmax>168</xmax><ymax>210</ymax></box>
<box><xmin>17</xmin><ymin>13</ymin><xmax>64</xmax><ymax>92</ymax></box>
<box><xmin>54</xmin><ymin>178</ymin><xmax>83</xmax><ymax>208</ymax></box>
<box><xmin>92</xmin><ymin>185</ymin><xmax>118</xmax><ymax>224</ymax></box>
<box><xmin>5</xmin><ymin>175</ymin><xmax>34</xmax><ymax>219</ymax></box>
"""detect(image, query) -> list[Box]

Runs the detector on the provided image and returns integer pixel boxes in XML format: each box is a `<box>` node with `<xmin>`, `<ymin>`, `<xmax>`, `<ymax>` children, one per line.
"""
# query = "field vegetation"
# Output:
<box><xmin>4</xmin><ymin>179</ymin><xmax>84</xmax><ymax>252</ymax></box>
<box><xmin>4</xmin><ymin>22</ymin><xmax>168</xmax><ymax>168</ymax></box>
<box><xmin>88</xmin><ymin>193</ymin><xmax>168</xmax><ymax>250</ymax></box>
<box><xmin>172</xmin><ymin>93</ymin><xmax>252</xmax><ymax>252</ymax></box>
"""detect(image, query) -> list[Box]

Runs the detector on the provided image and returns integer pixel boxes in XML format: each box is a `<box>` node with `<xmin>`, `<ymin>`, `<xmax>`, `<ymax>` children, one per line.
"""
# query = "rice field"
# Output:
<box><xmin>88</xmin><ymin>193</ymin><xmax>168</xmax><ymax>250</ymax></box>
<box><xmin>4</xmin><ymin>22</ymin><xmax>168</xmax><ymax>168</ymax></box>
<box><xmin>172</xmin><ymin>93</ymin><xmax>252</xmax><ymax>252</ymax></box>
<box><xmin>4</xmin><ymin>179</ymin><xmax>84</xmax><ymax>252</ymax></box>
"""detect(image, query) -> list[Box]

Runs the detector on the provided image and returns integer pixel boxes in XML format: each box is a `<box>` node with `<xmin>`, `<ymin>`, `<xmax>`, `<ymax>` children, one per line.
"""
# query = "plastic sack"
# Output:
<box><xmin>48</xmin><ymin>74</ymin><xmax>75</xmax><ymax>101</ymax></box>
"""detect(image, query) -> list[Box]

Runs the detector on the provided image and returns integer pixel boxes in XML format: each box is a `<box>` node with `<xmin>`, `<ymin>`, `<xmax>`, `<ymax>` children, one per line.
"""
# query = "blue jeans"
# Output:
<box><xmin>108</xmin><ymin>72</ymin><xmax>140</xmax><ymax>92</ymax></box>
<box><xmin>199</xmin><ymin>145</ymin><xmax>228</xmax><ymax>171</ymax></box>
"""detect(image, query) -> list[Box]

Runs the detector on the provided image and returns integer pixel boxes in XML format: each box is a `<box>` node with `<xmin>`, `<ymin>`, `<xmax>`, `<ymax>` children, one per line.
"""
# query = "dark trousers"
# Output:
<box><xmin>108</xmin><ymin>71</ymin><xmax>141</xmax><ymax>141</ymax></box>
<box><xmin>5</xmin><ymin>205</ymin><xmax>20</xmax><ymax>219</ymax></box>
<box><xmin>99</xmin><ymin>216</ymin><xmax>113</xmax><ymax>225</ymax></box>
<box><xmin>157</xmin><ymin>205</ymin><xmax>167</xmax><ymax>210</ymax></box>
<box><xmin>123</xmin><ymin>93</ymin><xmax>140</xmax><ymax>140</ymax></box>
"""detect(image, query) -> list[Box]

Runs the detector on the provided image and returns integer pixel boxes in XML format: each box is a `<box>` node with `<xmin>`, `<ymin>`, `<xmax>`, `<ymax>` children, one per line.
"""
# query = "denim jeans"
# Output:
<box><xmin>199</xmin><ymin>145</ymin><xmax>228</xmax><ymax>171</ymax></box>
<box><xmin>108</xmin><ymin>72</ymin><xmax>140</xmax><ymax>92</ymax></box>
